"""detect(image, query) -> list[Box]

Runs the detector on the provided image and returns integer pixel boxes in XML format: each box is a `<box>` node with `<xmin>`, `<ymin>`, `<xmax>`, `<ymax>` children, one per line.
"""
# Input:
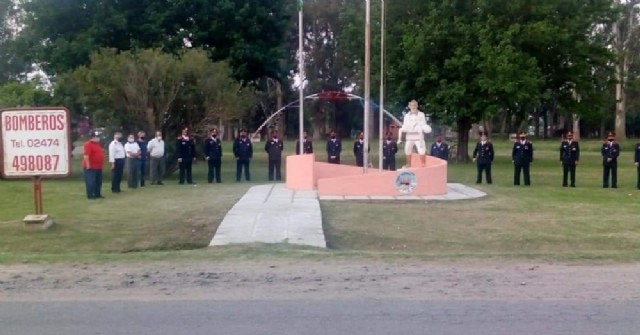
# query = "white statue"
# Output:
<box><xmin>397</xmin><ymin>100</ymin><xmax>432</xmax><ymax>168</ymax></box>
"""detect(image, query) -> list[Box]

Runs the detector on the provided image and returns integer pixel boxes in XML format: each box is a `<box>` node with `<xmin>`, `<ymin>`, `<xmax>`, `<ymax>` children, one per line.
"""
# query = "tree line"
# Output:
<box><xmin>0</xmin><ymin>0</ymin><xmax>638</xmax><ymax>161</ymax></box>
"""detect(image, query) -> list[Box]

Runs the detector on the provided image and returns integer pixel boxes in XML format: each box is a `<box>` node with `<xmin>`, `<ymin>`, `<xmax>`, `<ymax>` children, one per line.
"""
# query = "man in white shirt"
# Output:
<box><xmin>397</xmin><ymin>100</ymin><xmax>432</xmax><ymax>168</ymax></box>
<box><xmin>124</xmin><ymin>134</ymin><xmax>141</xmax><ymax>189</ymax></box>
<box><xmin>108</xmin><ymin>132</ymin><xmax>125</xmax><ymax>193</ymax></box>
<box><xmin>147</xmin><ymin>131</ymin><xmax>166</xmax><ymax>185</ymax></box>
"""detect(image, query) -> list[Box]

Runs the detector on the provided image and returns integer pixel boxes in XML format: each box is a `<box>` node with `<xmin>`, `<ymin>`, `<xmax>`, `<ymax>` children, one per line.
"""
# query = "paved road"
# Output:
<box><xmin>3</xmin><ymin>300</ymin><xmax>639</xmax><ymax>335</ymax></box>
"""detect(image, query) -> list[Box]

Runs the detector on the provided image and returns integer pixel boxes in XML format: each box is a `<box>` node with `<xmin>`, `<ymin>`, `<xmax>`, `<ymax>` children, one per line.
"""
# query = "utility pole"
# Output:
<box><xmin>378</xmin><ymin>0</ymin><xmax>385</xmax><ymax>170</ymax></box>
<box><xmin>363</xmin><ymin>0</ymin><xmax>371</xmax><ymax>172</ymax></box>
<box><xmin>298</xmin><ymin>1</ymin><xmax>305</xmax><ymax>153</ymax></box>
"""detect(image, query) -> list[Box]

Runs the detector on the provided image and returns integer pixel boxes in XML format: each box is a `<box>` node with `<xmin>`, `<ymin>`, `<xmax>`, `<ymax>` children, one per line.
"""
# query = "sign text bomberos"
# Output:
<box><xmin>1</xmin><ymin>108</ymin><xmax>71</xmax><ymax>178</ymax></box>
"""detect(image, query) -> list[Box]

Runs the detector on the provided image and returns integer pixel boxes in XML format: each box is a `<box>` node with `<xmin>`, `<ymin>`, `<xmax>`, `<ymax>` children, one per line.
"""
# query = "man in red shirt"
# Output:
<box><xmin>83</xmin><ymin>130</ymin><xmax>105</xmax><ymax>199</ymax></box>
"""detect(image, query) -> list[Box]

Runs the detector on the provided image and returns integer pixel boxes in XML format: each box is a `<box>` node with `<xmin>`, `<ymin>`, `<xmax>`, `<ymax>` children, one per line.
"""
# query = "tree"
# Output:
<box><xmin>182</xmin><ymin>50</ymin><xmax>255</xmax><ymax>137</ymax></box>
<box><xmin>0</xmin><ymin>0</ymin><xmax>29</xmax><ymax>82</ymax></box>
<box><xmin>384</xmin><ymin>0</ymin><xmax>616</xmax><ymax>161</ymax></box>
<box><xmin>17</xmin><ymin>0</ymin><xmax>293</xmax><ymax>83</ymax></box>
<box><xmin>0</xmin><ymin>80</ymin><xmax>51</xmax><ymax>108</ymax></box>
<box><xmin>121</xmin><ymin>49</ymin><xmax>183</xmax><ymax>132</ymax></box>
<box><xmin>58</xmin><ymin>48</ymin><xmax>254</xmax><ymax>140</ymax></box>
<box><xmin>612</xmin><ymin>0</ymin><xmax>640</xmax><ymax>139</ymax></box>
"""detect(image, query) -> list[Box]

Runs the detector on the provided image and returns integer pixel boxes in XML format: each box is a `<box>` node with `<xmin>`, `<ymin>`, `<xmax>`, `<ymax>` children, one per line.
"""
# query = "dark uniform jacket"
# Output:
<box><xmin>382</xmin><ymin>140</ymin><xmax>398</xmax><ymax>161</ymax></box>
<box><xmin>430</xmin><ymin>142</ymin><xmax>449</xmax><ymax>160</ymax></box>
<box><xmin>353</xmin><ymin>140</ymin><xmax>369</xmax><ymax>164</ymax></box>
<box><xmin>601</xmin><ymin>141</ymin><xmax>620</xmax><ymax>166</ymax></box>
<box><xmin>204</xmin><ymin>137</ymin><xmax>223</xmax><ymax>160</ymax></box>
<box><xmin>176</xmin><ymin>136</ymin><xmax>196</xmax><ymax>160</ymax></box>
<box><xmin>233</xmin><ymin>138</ymin><xmax>253</xmax><ymax>161</ymax></box>
<box><xmin>265</xmin><ymin>139</ymin><xmax>284</xmax><ymax>161</ymax></box>
<box><xmin>473</xmin><ymin>141</ymin><xmax>494</xmax><ymax>164</ymax></box>
<box><xmin>635</xmin><ymin>143</ymin><xmax>640</xmax><ymax>164</ymax></box>
<box><xmin>512</xmin><ymin>140</ymin><xmax>533</xmax><ymax>165</ymax></box>
<box><xmin>137</xmin><ymin>140</ymin><xmax>148</xmax><ymax>161</ymax></box>
<box><xmin>295</xmin><ymin>139</ymin><xmax>313</xmax><ymax>154</ymax></box>
<box><xmin>326</xmin><ymin>139</ymin><xmax>342</xmax><ymax>158</ymax></box>
<box><xmin>559</xmin><ymin>140</ymin><xmax>580</xmax><ymax>165</ymax></box>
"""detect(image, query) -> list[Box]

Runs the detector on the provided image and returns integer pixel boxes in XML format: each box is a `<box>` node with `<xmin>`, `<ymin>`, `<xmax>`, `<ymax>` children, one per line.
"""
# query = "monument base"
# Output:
<box><xmin>23</xmin><ymin>214</ymin><xmax>54</xmax><ymax>230</ymax></box>
<box><xmin>287</xmin><ymin>154</ymin><xmax>448</xmax><ymax>197</ymax></box>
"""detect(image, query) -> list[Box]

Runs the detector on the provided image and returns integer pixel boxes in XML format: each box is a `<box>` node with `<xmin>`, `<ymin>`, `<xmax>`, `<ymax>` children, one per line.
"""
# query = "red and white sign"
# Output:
<box><xmin>1</xmin><ymin>108</ymin><xmax>71</xmax><ymax>178</ymax></box>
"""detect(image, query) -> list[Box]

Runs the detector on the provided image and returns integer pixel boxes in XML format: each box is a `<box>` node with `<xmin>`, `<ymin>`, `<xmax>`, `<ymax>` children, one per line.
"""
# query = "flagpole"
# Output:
<box><xmin>298</xmin><ymin>2</ymin><xmax>304</xmax><ymax>155</ymax></box>
<box><xmin>363</xmin><ymin>0</ymin><xmax>371</xmax><ymax>173</ymax></box>
<box><xmin>378</xmin><ymin>0</ymin><xmax>385</xmax><ymax>171</ymax></box>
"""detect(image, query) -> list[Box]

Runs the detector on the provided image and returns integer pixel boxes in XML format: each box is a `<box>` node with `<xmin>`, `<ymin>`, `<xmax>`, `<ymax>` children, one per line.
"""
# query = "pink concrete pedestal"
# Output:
<box><xmin>286</xmin><ymin>154</ymin><xmax>316</xmax><ymax>191</ymax></box>
<box><xmin>286</xmin><ymin>154</ymin><xmax>448</xmax><ymax>196</ymax></box>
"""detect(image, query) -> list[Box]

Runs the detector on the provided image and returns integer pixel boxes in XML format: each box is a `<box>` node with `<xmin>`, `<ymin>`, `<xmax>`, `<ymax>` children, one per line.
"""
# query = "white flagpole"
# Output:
<box><xmin>378</xmin><ymin>0</ymin><xmax>385</xmax><ymax>171</ymax></box>
<box><xmin>298</xmin><ymin>4</ymin><xmax>305</xmax><ymax>155</ymax></box>
<box><xmin>363</xmin><ymin>0</ymin><xmax>371</xmax><ymax>173</ymax></box>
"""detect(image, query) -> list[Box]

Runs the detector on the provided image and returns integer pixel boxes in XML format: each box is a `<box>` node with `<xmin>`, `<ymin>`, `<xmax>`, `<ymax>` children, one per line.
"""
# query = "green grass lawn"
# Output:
<box><xmin>1</xmin><ymin>138</ymin><xmax>640</xmax><ymax>263</ymax></box>
<box><xmin>323</xmin><ymin>139</ymin><xmax>640</xmax><ymax>261</ymax></box>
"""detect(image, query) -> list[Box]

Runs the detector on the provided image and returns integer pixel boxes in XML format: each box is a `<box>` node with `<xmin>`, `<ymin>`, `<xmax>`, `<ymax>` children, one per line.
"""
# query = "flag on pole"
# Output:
<box><xmin>297</xmin><ymin>0</ymin><xmax>303</xmax><ymax>11</ymax></box>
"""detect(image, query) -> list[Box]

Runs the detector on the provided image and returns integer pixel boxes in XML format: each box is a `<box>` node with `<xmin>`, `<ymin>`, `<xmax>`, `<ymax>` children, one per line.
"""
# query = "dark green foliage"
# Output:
<box><xmin>18</xmin><ymin>0</ymin><xmax>292</xmax><ymax>82</ymax></box>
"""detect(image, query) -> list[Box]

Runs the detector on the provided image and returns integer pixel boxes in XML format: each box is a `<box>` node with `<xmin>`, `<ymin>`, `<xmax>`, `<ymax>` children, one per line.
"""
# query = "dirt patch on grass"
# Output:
<box><xmin>1</xmin><ymin>259</ymin><xmax>639</xmax><ymax>302</ymax></box>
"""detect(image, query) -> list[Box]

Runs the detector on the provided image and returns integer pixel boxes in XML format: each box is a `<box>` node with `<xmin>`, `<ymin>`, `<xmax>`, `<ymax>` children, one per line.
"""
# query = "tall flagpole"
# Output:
<box><xmin>363</xmin><ymin>0</ymin><xmax>371</xmax><ymax>173</ymax></box>
<box><xmin>378</xmin><ymin>0</ymin><xmax>385</xmax><ymax>171</ymax></box>
<box><xmin>298</xmin><ymin>1</ymin><xmax>304</xmax><ymax>155</ymax></box>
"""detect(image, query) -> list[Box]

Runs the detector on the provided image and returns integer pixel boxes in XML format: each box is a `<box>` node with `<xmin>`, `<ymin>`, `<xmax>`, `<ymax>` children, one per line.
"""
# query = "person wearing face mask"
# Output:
<box><xmin>204</xmin><ymin>128</ymin><xmax>223</xmax><ymax>183</ymax></box>
<box><xmin>353</xmin><ymin>131</ymin><xmax>369</xmax><ymax>167</ymax></box>
<box><xmin>512</xmin><ymin>130</ymin><xmax>534</xmax><ymax>186</ymax></box>
<box><xmin>430</xmin><ymin>134</ymin><xmax>450</xmax><ymax>161</ymax></box>
<box><xmin>136</xmin><ymin>131</ymin><xmax>148</xmax><ymax>187</ymax></box>
<box><xmin>108</xmin><ymin>131</ymin><xmax>125</xmax><ymax>193</ymax></box>
<box><xmin>124</xmin><ymin>134</ymin><xmax>141</xmax><ymax>189</ymax></box>
<box><xmin>559</xmin><ymin>131</ymin><xmax>580</xmax><ymax>187</ymax></box>
<box><xmin>473</xmin><ymin>132</ymin><xmax>494</xmax><ymax>184</ymax></box>
<box><xmin>233</xmin><ymin>129</ymin><xmax>253</xmax><ymax>182</ymax></box>
<box><xmin>82</xmin><ymin>130</ymin><xmax>105</xmax><ymax>199</ymax></box>
<box><xmin>147</xmin><ymin>131</ymin><xmax>165</xmax><ymax>185</ymax></box>
<box><xmin>265</xmin><ymin>130</ymin><xmax>284</xmax><ymax>181</ymax></box>
<box><xmin>295</xmin><ymin>131</ymin><xmax>313</xmax><ymax>154</ymax></box>
<box><xmin>601</xmin><ymin>131</ymin><xmax>620</xmax><ymax>188</ymax></box>
<box><xmin>382</xmin><ymin>131</ymin><xmax>398</xmax><ymax>171</ymax></box>
<box><xmin>176</xmin><ymin>127</ymin><xmax>197</xmax><ymax>184</ymax></box>
<box><xmin>326</xmin><ymin>131</ymin><xmax>342</xmax><ymax>164</ymax></box>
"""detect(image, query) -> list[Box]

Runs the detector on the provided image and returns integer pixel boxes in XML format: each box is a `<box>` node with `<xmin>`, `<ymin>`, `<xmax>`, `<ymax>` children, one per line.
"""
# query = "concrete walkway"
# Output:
<box><xmin>210</xmin><ymin>183</ymin><xmax>486</xmax><ymax>248</ymax></box>
<box><xmin>210</xmin><ymin>184</ymin><xmax>326</xmax><ymax>248</ymax></box>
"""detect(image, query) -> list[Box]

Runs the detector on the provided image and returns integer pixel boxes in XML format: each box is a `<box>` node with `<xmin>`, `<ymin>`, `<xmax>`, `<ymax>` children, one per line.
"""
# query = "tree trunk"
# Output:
<box><xmin>499</xmin><ymin>111</ymin><xmax>508</xmax><ymax>136</ymax></box>
<box><xmin>482</xmin><ymin>119</ymin><xmax>494</xmax><ymax>137</ymax></box>
<box><xmin>572</xmin><ymin>114</ymin><xmax>581</xmax><ymax>141</ymax></box>
<box><xmin>312</xmin><ymin>101</ymin><xmax>323</xmax><ymax>140</ymax></box>
<box><xmin>456</xmin><ymin>118</ymin><xmax>472</xmax><ymax>162</ymax></box>
<box><xmin>543</xmin><ymin>107</ymin><xmax>549</xmax><ymax>139</ymax></box>
<box><xmin>613</xmin><ymin>6</ymin><xmax>631</xmax><ymax>140</ymax></box>
<box><xmin>615</xmin><ymin>60</ymin><xmax>627</xmax><ymax>139</ymax></box>
<box><xmin>549</xmin><ymin>98</ymin><xmax>558</xmax><ymax>138</ymax></box>
<box><xmin>533</xmin><ymin>107</ymin><xmax>540</xmax><ymax>138</ymax></box>
<box><xmin>513</xmin><ymin>113</ymin><xmax>524</xmax><ymax>134</ymax></box>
